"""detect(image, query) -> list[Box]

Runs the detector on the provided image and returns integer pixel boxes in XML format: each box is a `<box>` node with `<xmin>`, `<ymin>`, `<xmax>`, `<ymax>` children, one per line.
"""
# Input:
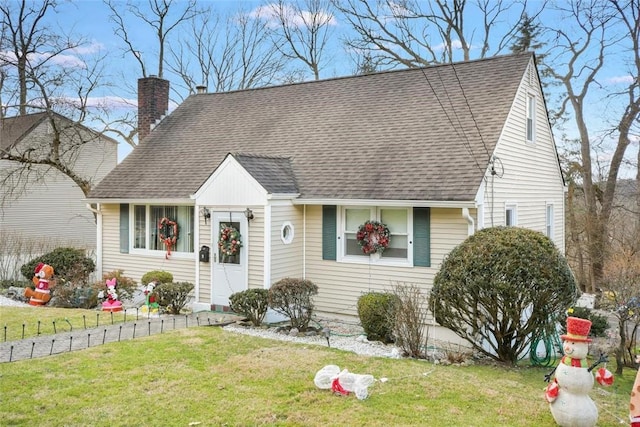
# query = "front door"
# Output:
<box><xmin>212</xmin><ymin>211</ymin><xmax>248</xmax><ymax>306</ymax></box>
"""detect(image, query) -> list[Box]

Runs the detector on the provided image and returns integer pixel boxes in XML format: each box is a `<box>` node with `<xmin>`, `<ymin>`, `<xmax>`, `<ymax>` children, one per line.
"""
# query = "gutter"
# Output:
<box><xmin>85</xmin><ymin>203</ymin><xmax>103</xmax><ymax>279</ymax></box>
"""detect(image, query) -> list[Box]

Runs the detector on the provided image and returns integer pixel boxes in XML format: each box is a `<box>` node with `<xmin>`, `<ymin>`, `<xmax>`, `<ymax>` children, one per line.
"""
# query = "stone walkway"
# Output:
<box><xmin>0</xmin><ymin>311</ymin><xmax>242</xmax><ymax>363</ymax></box>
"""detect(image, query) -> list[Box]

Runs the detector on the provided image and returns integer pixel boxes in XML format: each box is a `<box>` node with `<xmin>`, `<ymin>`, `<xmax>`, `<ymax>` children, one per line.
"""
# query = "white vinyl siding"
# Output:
<box><xmin>270</xmin><ymin>203</ymin><xmax>304</xmax><ymax>284</ymax></box>
<box><xmin>480</xmin><ymin>59</ymin><xmax>565</xmax><ymax>251</ymax></box>
<box><xmin>0</xmin><ymin>120</ymin><xmax>116</xmax><ymax>250</ymax></box>
<box><xmin>305</xmin><ymin>205</ymin><xmax>466</xmax><ymax>320</ymax></box>
<box><xmin>100</xmin><ymin>204</ymin><xmax>196</xmax><ymax>283</ymax></box>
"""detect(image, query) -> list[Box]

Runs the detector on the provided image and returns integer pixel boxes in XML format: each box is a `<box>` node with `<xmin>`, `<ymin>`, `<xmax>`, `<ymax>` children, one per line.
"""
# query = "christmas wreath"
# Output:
<box><xmin>356</xmin><ymin>220</ymin><xmax>390</xmax><ymax>255</ymax></box>
<box><xmin>218</xmin><ymin>224</ymin><xmax>242</xmax><ymax>259</ymax></box>
<box><xmin>158</xmin><ymin>217</ymin><xmax>178</xmax><ymax>258</ymax></box>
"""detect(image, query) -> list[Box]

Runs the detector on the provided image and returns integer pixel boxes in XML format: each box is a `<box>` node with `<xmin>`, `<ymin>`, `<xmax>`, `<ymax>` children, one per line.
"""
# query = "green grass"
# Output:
<box><xmin>0</xmin><ymin>307</ymin><xmax>635</xmax><ymax>426</ymax></box>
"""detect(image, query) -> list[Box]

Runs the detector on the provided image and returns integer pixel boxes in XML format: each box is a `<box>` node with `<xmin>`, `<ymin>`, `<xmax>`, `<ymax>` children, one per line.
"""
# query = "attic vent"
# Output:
<box><xmin>529</xmin><ymin>67</ymin><xmax>535</xmax><ymax>87</ymax></box>
<box><xmin>196</xmin><ymin>85</ymin><xmax>207</xmax><ymax>94</ymax></box>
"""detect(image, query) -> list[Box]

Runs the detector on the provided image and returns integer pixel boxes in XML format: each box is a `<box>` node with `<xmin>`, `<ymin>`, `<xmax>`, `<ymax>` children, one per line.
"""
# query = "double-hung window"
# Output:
<box><xmin>505</xmin><ymin>204</ymin><xmax>518</xmax><ymax>226</ymax></box>
<box><xmin>342</xmin><ymin>207</ymin><xmax>410</xmax><ymax>263</ymax></box>
<box><xmin>526</xmin><ymin>94</ymin><xmax>536</xmax><ymax>143</ymax></box>
<box><xmin>546</xmin><ymin>203</ymin><xmax>554</xmax><ymax>239</ymax></box>
<box><xmin>131</xmin><ymin>205</ymin><xmax>194</xmax><ymax>254</ymax></box>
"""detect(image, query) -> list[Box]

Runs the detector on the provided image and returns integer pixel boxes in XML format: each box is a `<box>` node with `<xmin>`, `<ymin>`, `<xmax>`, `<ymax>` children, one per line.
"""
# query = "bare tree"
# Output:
<box><xmin>333</xmin><ymin>0</ymin><xmax>539</xmax><ymax>68</ymax></box>
<box><xmin>105</xmin><ymin>0</ymin><xmax>201</xmax><ymax>78</ymax></box>
<box><xmin>543</xmin><ymin>0</ymin><xmax>639</xmax><ymax>293</ymax></box>
<box><xmin>264</xmin><ymin>0</ymin><xmax>336</xmax><ymax>80</ymax></box>
<box><xmin>0</xmin><ymin>0</ymin><xmax>115</xmax><ymax>206</ymax></box>
<box><xmin>167</xmin><ymin>6</ymin><xmax>286</xmax><ymax>95</ymax></box>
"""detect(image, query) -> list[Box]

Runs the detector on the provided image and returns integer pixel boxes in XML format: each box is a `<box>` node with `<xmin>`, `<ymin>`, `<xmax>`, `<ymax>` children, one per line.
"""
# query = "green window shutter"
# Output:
<box><xmin>413</xmin><ymin>207</ymin><xmax>430</xmax><ymax>267</ymax></box>
<box><xmin>322</xmin><ymin>205</ymin><xmax>337</xmax><ymax>260</ymax></box>
<box><xmin>120</xmin><ymin>204</ymin><xmax>129</xmax><ymax>254</ymax></box>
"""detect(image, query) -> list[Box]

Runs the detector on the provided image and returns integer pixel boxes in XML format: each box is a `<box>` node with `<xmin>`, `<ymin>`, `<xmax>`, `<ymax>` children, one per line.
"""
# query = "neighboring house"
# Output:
<box><xmin>87</xmin><ymin>53</ymin><xmax>565</xmax><ymax>334</ymax></box>
<box><xmin>1</xmin><ymin>112</ymin><xmax>117</xmax><ymax>276</ymax></box>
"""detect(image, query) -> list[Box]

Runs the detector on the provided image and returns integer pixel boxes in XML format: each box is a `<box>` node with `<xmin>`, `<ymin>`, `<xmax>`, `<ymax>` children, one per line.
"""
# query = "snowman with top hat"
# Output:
<box><xmin>545</xmin><ymin>316</ymin><xmax>613</xmax><ymax>427</ymax></box>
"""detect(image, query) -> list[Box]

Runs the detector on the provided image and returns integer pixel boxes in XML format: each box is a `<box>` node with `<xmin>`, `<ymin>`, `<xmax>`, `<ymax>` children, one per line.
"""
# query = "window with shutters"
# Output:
<box><xmin>130</xmin><ymin>205</ymin><xmax>195</xmax><ymax>255</ymax></box>
<box><xmin>339</xmin><ymin>207</ymin><xmax>412</xmax><ymax>265</ymax></box>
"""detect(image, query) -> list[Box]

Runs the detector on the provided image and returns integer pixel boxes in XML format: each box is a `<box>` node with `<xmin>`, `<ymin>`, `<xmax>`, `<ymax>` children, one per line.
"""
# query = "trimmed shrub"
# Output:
<box><xmin>153</xmin><ymin>281</ymin><xmax>194</xmax><ymax>314</ymax></box>
<box><xmin>268</xmin><ymin>278</ymin><xmax>318</xmax><ymax>331</ymax></box>
<box><xmin>141</xmin><ymin>270</ymin><xmax>174</xmax><ymax>286</ymax></box>
<box><xmin>357</xmin><ymin>292</ymin><xmax>397</xmax><ymax>343</ymax></box>
<box><xmin>229</xmin><ymin>289</ymin><xmax>269</xmax><ymax>326</ymax></box>
<box><xmin>430</xmin><ymin>226</ymin><xmax>578</xmax><ymax>365</ymax></box>
<box><xmin>21</xmin><ymin>247</ymin><xmax>95</xmax><ymax>284</ymax></box>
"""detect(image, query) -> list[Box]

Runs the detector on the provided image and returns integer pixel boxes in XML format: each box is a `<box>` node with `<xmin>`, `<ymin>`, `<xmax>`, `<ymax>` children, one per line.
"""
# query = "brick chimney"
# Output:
<box><xmin>138</xmin><ymin>76</ymin><xmax>169</xmax><ymax>142</ymax></box>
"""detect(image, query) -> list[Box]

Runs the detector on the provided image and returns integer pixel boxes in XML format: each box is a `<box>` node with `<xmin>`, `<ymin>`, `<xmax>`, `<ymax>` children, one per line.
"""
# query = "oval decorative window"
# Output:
<box><xmin>281</xmin><ymin>222</ymin><xmax>294</xmax><ymax>244</ymax></box>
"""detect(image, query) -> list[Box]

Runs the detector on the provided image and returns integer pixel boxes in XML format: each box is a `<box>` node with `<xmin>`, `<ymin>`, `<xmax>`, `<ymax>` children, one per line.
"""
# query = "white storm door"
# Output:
<box><xmin>212</xmin><ymin>212</ymin><xmax>248</xmax><ymax>306</ymax></box>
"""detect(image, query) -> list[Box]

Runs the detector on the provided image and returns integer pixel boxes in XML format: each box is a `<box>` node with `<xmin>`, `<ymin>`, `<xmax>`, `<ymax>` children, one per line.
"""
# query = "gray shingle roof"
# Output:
<box><xmin>232</xmin><ymin>153</ymin><xmax>298</xmax><ymax>194</ymax></box>
<box><xmin>89</xmin><ymin>53</ymin><xmax>534</xmax><ymax>202</ymax></box>
<box><xmin>1</xmin><ymin>113</ymin><xmax>48</xmax><ymax>150</ymax></box>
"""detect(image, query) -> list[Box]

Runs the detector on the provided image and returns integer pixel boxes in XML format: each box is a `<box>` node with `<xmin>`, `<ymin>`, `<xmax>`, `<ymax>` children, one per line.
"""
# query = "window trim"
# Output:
<box><xmin>338</xmin><ymin>206</ymin><xmax>413</xmax><ymax>267</ymax></box>
<box><xmin>546</xmin><ymin>203</ymin><xmax>554</xmax><ymax>240</ymax></box>
<box><xmin>526</xmin><ymin>93</ymin><xmax>536</xmax><ymax>144</ymax></box>
<box><xmin>129</xmin><ymin>204</ymin><xmax>195</xmax><ymax>259</ymax></box>
<box><xmin>505</xmin><ymin>203</ymin><xmax>518</xmax><ymax>226</ymax></box>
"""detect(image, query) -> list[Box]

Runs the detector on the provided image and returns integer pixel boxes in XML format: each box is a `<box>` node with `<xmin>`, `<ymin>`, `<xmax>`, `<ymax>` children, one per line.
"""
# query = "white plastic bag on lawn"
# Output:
<box><xmin>314</xmin><ymin>365</ymin><xmax>341</xmax><ymax>389</ymax></box>
<box><xmin>336</xmin><ymin>368</ymin><xmax>375</xmax><ymax>400</ymax></box>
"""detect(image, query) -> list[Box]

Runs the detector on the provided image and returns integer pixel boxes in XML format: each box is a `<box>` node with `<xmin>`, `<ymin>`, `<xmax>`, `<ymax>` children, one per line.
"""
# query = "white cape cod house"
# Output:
<box><xmin>87</xmin><ymin>53</ymin><xmax>565</xmax><ymax>331</ymax></box>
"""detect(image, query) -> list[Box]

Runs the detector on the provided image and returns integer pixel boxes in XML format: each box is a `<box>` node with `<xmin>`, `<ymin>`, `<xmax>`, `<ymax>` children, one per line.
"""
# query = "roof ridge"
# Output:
<box><xmin>188</xmin><ymin>52</ymin><xmax>534</xmax><ymax>98</ymax></box>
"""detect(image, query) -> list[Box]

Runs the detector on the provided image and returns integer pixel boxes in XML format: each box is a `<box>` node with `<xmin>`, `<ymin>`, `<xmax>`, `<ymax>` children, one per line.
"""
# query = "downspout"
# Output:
<box><xmin>86</xmin><ymin>203</ymin><xmax>102</xmax><ymax>278</ymax></box>
<box><xmin>462</xmin><ymin>208</ymin><xmax>475</xmax><ymax>236</ymax></box>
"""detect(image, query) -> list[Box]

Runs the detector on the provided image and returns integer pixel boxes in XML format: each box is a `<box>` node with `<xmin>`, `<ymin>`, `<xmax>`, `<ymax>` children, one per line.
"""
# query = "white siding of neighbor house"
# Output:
<box><xmin>100</xmin><ymin>204</ymin><xmax>196</xmax><ymax>285</ymax></box>
<box><xmin>303</xmin><ymin>205</ymin><xmax>469</xmax><ymax>320</ymax></box>
<box><xmin>481</xmin><ymin>60</ymin><xmax>565</xmax><ymax>252</ymax></box>
<box><xmin>0</xmin><ymin>121</ymin><xmax>116</xmax><ymax>250</ymax></box>
<box><xmin>269</xmin><ymin>203</ymin><xmax>304</xmax><ymax>284</ymax></box>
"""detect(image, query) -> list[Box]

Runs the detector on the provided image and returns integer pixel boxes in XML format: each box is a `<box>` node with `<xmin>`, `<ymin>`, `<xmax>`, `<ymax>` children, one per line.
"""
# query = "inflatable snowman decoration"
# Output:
<box><xmin>545</xmin><ymin>316</ymin><xmax>613</xmax><ymax>427</ymax></box>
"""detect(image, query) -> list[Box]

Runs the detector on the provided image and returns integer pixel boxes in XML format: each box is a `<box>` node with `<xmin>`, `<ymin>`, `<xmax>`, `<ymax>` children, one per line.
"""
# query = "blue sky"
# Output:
<box><xmin>21</xmin><ymin>1</ymin><xmax>639</xmax><ymax>176</ymax></box>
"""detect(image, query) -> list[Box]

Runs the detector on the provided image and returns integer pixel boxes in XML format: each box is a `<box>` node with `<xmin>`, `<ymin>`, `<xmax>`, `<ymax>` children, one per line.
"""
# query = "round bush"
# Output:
<box><xmin>141</xmin><ymin>270</ymin><xmax>174</xmax><ymax>286</ymax></box>
<box><xmin>21</xmin><ymin>247</ymin><xmax>95</xmax><ymax>284</ymax></box>
<box><xmin>430</xmin><ymin>226</ymin><xmax>578</xmax><ymax>365</ymax></box>
<box><xmin>229</xmin><ymin>289</ymin><xmax>269</xmax><ymax>326</ymax></box>
<box><xmin>357</xmin><ymin>292</ymin><xmax>397</xmax><ymax>343</ymax></box>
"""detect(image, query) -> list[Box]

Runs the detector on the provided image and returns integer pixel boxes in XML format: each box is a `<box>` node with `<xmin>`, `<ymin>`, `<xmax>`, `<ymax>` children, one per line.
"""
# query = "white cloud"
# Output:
<box><xmin>250</xmin><ymin>3</ymin><xmax>337</xmax><ymax>28</ymax></box>
<box><xmin>432</xmin><ymin>40</ymin><xmax>464</xmax><ymax>52</ymax></box>
<box><xmin>606</xmin><ymin>75</ymin><xmax>635</xmax><ymax>85</ymax></box>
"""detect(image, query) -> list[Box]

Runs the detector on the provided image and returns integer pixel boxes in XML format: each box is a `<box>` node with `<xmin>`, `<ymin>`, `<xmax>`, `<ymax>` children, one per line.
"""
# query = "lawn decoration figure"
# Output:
<box><xmin>101</xmin><ymin>278</ymin><xmax>123</xmax><ymax>312</ymax></box>
<box><xmin>141</xmin><ymin>281</ymin><xmax>160</xmax><ymax>314</ymax></box>
<box><xmin>630</xmin><ymin>355</ymin><xmax>640</xmax><ymax>426</ymax></box>
<box><xmin>24</xmin><ymin>262</ymin><xmax>55</xmax><ymax>306</ymax></box>
<box><xmin>544</xmin><ymin>316</ymin><xmax>613</xmax><ymax>427</ymax></box>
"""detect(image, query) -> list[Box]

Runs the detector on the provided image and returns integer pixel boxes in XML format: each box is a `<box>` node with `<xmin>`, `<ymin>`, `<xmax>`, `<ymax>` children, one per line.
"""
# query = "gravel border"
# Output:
<box><xmin>222</xmin><ymin>323</ymin><xmax>402</xmax><ymax>359</ymax></box>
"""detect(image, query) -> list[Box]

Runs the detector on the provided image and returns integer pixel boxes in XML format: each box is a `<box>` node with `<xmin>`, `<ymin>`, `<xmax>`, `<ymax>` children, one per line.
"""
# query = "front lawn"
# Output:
<box><xmin>0</xmin><ymin>307</ymin><xmax>635</xmax><ymax>426</ymax></box>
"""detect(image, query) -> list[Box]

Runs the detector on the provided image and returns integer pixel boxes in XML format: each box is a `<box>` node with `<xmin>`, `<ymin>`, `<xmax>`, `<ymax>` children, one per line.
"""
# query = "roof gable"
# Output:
<box><xmin>1</xmin><ymin>112</ymin><xmax>48</xmax><ymax>150</ymax></box>
<box><xmin>90</xmin><ymin>53</ymin><xmax>536</xmax><ymax>202</ymax></box>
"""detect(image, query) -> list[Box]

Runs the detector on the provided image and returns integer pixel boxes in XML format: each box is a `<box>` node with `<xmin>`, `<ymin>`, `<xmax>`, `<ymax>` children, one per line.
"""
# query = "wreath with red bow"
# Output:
<box><xmin>356</xmin><ymin>220</ymin><xmax>390</xmax><ymax>255</ymax></box>
<box><xmin>158</xmin><ymin>217</ymin><xmax>178</xmax><ymax>258</ymax></box>
<box><xmin>218</xmin><ymin>224</ymin><xmax>242</xmax><ymax>259</ymax></box>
